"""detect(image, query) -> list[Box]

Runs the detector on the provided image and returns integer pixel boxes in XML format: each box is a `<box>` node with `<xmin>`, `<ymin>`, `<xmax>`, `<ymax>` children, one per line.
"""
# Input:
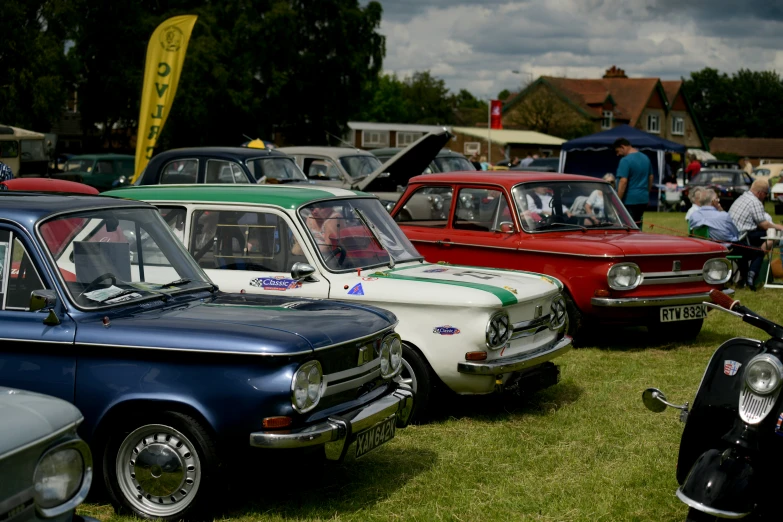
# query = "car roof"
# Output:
<box><xmin>1</xmin><ymin>178</ymin><xmax>100</xmax><ymax>194</ymax></box>
<box><xmin>150</xmin><ymin>147</ymin><xmax>288</xmax><ymax>162</ymax></box>
<box><xmin>408</xmin><ymin>171</ymin><xmax>604</xmax><ymax>188</ymax></box>
<box><xmin>277</xmin><ymin>146</ymin><xmax>373</xmax><ymax>159</ymax></box>
<box><xmin>371</xmin><ymin>148</ymin><xmax>463</xmax><ymax>158</ymax></box>
<box><xmin>106</xmin><ymin>184</ymin><xmax>373</xmax><ymax>210</ymax></box>
<box><xmin>0</xmin><ymin>192</ymin><xmax>152</xmax><ymax>227</ymax></box>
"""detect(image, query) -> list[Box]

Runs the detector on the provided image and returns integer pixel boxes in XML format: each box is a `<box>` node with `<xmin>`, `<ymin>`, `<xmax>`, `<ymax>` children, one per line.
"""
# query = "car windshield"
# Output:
<box><xmin>298</xmin><ymin>198</ymin><xmax>422</xmax><ymax>271</ymax></box>
<box><xmin>38</xmin><ymin>206</ymin><xmax>212</xmax><ymax>309</ymax></box>
<box><xmin>511</xmin><ymin>181</ymin><xmax>636</xmax><ymax>232</ymax></box>
<box><xmin>65</xmin><ymin>159</ymin><xmax>94</xmax><ymax>172</ymax></box>
<box><xmin>246</xmin><ymin>157</ymin><xmax>307</xmax><ymax>183</ymax></box>
<box><xmin>339</xmin><ymin>155</ymin><xmax>383</xmax><ymax>179</ymax></box>
<box><xmin>433</xmin><ymin>155</ymin><xmax>475</xmax><ymax>172</ymax></box>
<box><xmin>690</xmin><ymin>172</ymin><xmax>739</xmax><ymax>185</ymax></box>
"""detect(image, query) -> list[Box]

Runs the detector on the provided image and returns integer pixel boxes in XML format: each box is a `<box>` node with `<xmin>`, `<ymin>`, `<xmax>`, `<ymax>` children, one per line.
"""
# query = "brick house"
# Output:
<box><xmin>708</xmin><ymin>138</ymin><xmax>783</xmax><ymax>167</ymax></box>
<box><xmin>502</xmin><ymin>66</ymin><xmax>708</xmax><ymax>149</ymax></box>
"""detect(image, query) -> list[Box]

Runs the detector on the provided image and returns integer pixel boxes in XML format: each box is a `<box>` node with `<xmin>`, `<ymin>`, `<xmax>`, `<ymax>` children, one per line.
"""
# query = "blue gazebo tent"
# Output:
<box><xmin>558</xmin><ymin>124</ymin><xmax>686</xmax><ymax>208</ymax></box>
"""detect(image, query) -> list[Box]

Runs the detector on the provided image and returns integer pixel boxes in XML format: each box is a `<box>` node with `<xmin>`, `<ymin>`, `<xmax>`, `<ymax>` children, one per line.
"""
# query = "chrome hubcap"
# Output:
<box><xmin>116</xmin><ymin>424</ymin><xmax>201</xmax><ymax>517</ymax></box>
<box><xmin>395</xmin><ymin>357</ymin><xmax>418</xmax><ymax>394</ymax></box>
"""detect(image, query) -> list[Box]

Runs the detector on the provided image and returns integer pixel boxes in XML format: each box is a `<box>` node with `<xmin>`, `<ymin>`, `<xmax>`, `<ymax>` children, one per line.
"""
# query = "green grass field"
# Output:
<box><xmin>79</xmin><ymin>209</ymin><xmax>783</xmax><ymax>522</ymax></box>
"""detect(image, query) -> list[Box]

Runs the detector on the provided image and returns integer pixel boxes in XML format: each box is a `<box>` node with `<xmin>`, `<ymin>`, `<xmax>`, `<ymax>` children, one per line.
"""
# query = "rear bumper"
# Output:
<box><xmin>248</xmin><ymin>385</ymin><xmax>414</xmax><ymax>460</ymax></box>
<box><xmin>457</xmin><ymin>336</ymin><xmax>572</xmax><ymax>375</ymax></box>
<box><xmin>591</xmin><ymin>289</ymin><xmax>733</xmax><ymax>308</ymax></box>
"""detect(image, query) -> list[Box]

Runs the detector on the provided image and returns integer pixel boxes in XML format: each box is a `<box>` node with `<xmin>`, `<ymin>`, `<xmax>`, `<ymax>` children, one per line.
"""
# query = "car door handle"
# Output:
<box><xmin>437</xmin><ymin>239</ymin><xmax>453</xmax><ymax>248</ymax></box>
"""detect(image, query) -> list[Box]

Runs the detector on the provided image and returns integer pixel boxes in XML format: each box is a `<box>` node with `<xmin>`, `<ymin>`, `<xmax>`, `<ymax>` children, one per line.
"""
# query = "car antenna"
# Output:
<box><xmin>326</xmin><ymin>131</ymin><xmax>360</xmax><ymax>151</ymax></box>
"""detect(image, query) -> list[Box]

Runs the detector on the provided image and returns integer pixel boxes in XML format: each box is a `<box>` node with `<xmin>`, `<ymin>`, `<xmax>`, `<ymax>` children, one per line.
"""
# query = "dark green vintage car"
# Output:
<box><xmin>55</xmin><ymin>154</ymin><xmax>135</xmax><ymax>192</ymax></box>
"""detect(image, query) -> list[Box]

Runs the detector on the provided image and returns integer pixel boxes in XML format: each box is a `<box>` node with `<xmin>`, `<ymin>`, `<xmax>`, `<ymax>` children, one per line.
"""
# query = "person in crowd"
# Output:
<box><xmin>684</xmin><ymin>187</ymin><xmax>704</xmax><ymax>222</ymax></box>
<box><xmin>584</xmin><ymin>174</ymin><xmax>616</xmax><ymax>218</ymax></box>
<box><xmin>479</xmin><ymin>155</ymin><xmax>490</xmax><ymax>171</ymax></box>
<box><xmin>688</xmin><ymin>189</ymin><xmax>739</xmax><ymax>242</ymax></box>
<box><xmin>742</xmin><ymin>157</ymin><xmax>754</xmax><ymax>176</ymax></box>
<box><xmin>685</xmin><ymin>154</ymin><xmax>701</xmax><ymax>180</ymax></box>
<box><xmin>728</xmin><ymin>178</ymin><xmax>783</xmax><ymax>289</ymax></box>
<box><xmin>509</xmin><ymin>156</ymin><xmax>521</xmax><ymax>167</ymax></box>
<box><xmin>532</xmin><ymin>154</ymin><xmax>540</xmax><ymax>161</ymax></box>
<box><xmin>469</xmin><ymin>154</ymin><xmax>482</xmax><ymax>170</ymax></box>
<box><xmin>520</xmin><ymin>153</ymin><xmax>534</xmax><ymax>167</ymax></box>
<box><xmin>0</xmin><ymin>160</ymin><xmax>13</xmax><ymax>182</ymax></box>
<box><xmin>613</xmin><ymin>138</ymin><xmax>653</xmax><ymax>228</ymax></box>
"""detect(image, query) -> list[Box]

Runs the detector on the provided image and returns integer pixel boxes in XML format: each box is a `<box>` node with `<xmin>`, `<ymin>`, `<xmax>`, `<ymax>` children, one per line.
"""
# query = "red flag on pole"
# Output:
<box><xmin>490</xmin><ymin>100</ymin><xmax>503</xmax><ymax>129</ymax></box>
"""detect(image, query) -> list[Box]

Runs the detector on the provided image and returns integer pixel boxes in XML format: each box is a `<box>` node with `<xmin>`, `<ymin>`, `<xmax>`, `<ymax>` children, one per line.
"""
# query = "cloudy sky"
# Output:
<box><xmin>374</xmin><ymin>0</ymin><xmax>783</xmax><ymax>98</ymax></box>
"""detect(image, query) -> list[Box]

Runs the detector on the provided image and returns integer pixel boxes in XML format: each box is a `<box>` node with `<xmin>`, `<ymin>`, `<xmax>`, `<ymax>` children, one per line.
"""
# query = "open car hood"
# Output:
<box><xmin>355</xmin><ymin>129</ymin><xmax>452</xmax><ymax>191</ymax></box>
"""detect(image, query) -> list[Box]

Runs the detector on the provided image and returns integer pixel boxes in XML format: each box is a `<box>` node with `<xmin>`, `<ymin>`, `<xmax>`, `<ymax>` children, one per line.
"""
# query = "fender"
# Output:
<box><xmin>677</xmin><ymin>447</ymin><xmax>755</xmax><ymax>518</ymax></box>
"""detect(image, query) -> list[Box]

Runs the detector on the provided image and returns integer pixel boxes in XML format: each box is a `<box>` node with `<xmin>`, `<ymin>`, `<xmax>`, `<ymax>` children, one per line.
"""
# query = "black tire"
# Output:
<box><xmin>565</xmin><ymin>293</ymin><xmax>594</xmax><ymax>347</ymax></box>
<box><xmin>396</xmin><ymin>342</ymin><xmax>432</xmax><ymax>422</ymax></box>
<box><xmin>685</xmin><ymin>507</ymin><xmax>717</xmax><ymax>522</ymax></box>
<box><xmin>650</xmin><ymin>318</ymin><xmax>703</xmax><ymax>342</ymax></box>
<box><xmin>103</xmin><ymin>410</ymin><xmax>220</xmax><ymax>521</ymax></box>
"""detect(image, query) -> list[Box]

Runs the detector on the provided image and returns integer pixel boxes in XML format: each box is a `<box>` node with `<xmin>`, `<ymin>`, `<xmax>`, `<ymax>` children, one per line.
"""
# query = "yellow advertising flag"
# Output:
<box><xmin>132</xmin><ymin>14</ymin><xmax>198</xmax><ymax>183</ymax></box>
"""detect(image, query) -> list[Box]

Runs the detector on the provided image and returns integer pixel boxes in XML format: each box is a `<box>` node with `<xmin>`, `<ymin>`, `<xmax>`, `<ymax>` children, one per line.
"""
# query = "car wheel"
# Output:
<box><xmin>395</xmin><ymin>343</ymin><xmax>431</xmax><ymax>421</ymax></box>
<box><xmin>651</xmin><ymin>318</ymin><xmax>703</xmax><ymax>341</ymax></box>
<box><xmin>564</xmin><ymin>294</ymin><xmax>593</xmax><ymax>347</ymax></box>
<box><xmin>103</xmin><ymin>411</ymin><xmax>219</xmax><ymax>521</ymax></box>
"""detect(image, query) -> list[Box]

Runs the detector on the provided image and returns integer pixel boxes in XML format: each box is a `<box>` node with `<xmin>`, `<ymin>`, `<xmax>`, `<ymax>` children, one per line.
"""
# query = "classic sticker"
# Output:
<box><xmin>724</xmin><ymin>360</ymin><xmax>742</xmax><ymax>376</ymax></box>
<box><xmin>250</xmin><ymin>277</ymin><xmax>302</xmax><ymax>291</ymax></box>
<box><xmin>347</xmin><ymin>283</ymin><xmax>364</xmax><ymax>295</ymax></box>
<box><xmin>433</xmin><ymin>325</ymin><xmax>460</xmax><ymax>335</ymax></box>
<box><xmin>776</xmin><ymin>413</ymin><xmax>783</xmax><ymax>436</ymax></box>
<box><xmin>423</xmin><ymin>267</ymin><xmax>449</xmax><ymax>273</ymax></box>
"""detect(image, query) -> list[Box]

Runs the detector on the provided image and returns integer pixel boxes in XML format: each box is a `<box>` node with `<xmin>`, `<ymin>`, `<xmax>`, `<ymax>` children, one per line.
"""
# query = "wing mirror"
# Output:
<box><xmin>291</xmin><ymin>262</ymin><xmax>318</xmax><ymax>282</ymax></box>
<box><xmin>29</xmin><ymin>289</ymin><xmax>61</xmax><ymax>326</ymax></box>
<box><xmin>497</xmin><ymin>222</ymin><xmax>515</xmax><ymax>233</ymax></box>
<box><xmin>642</xmin><ymin>387</ymin><xmax>689</xmax><ymax>422</ymax></box>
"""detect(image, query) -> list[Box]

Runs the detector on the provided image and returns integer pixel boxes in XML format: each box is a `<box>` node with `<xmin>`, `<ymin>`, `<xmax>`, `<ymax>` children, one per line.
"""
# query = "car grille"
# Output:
<box><xmin>640</xmin><ymin>270</ymin><xmax>703</xmax><ymax>286</ymax></box>
<box><xmin>510</xmin><ymin>315</ymin><xmax>551</xmax><ymax>340</ymax></box>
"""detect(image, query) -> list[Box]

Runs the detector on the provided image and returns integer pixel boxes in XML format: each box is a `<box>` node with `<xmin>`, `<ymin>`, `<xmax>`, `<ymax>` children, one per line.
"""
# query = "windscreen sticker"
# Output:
<box><xmin>105</xmin><ymin>292</ymin><xmax>142</xmax><ymax>304</ymax></box>
<box><xmin>250</xmin><ymin>277</ymin><xmax>302</xmax><ymax>291</ymax></box>
<box><xmin>347</xmin><ymin>283</ymin><xmax>364</xmax><ymax>295</ymax></box>
<box><xmin>83</xmin><ymin>285</ymin><xmax>125</xmax><ymax>302</ymax></box>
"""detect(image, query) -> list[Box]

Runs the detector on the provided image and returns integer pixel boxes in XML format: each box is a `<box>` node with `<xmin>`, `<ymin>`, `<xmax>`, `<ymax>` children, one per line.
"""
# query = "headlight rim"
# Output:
<box><xmin>745</xmin><ymin>354</ymin><xmax>783</xmax><ymax>395</ymax></box>
<box><xmin>486</xmin><ymin>310</ymin><xmax>511</xmax><ymax>349</ymax></box>
<box><xmin>606</xmin><ymin>262</ymin><xmax>643</xmax><ymax>291</ymax></box>
<box><xmin>34</xmin><ymin>437</ymin><xmax>93</xmax><ymax>518</ymax></box>
<box><xmin>702</xmin><ymin>257</ymin><xmax>732</xmax><ymax>285</ymax></box>
<box><xmin>379</xmin><ymin>333</ymin><xmax>403</xmax><ymax>379</ymax></box>
<box><xmin>291</xmin><ymin>359</ymin><xmax>324</xmax><ymax>414</ymax></box>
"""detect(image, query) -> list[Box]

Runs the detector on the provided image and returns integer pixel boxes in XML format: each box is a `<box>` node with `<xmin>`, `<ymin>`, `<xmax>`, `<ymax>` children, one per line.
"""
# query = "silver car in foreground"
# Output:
<box><xmin>0</xmin><ymin>387</ymin><xmax>97</xmax><ymax>522</ymax></box>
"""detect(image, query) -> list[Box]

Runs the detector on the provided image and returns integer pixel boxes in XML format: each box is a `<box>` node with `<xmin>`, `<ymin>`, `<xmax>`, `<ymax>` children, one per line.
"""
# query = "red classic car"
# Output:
<box><xmin>391</xmin><ymin>172</ymin><xmax>732</xmax><ymax>341</ymax></box>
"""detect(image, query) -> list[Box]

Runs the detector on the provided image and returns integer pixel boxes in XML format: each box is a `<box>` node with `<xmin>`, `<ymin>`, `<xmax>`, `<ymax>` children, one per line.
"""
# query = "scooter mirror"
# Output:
<box><xmin>642</xmin><ymin>388</ymin><xmax>668</xmax><ymax>413</ymax></box>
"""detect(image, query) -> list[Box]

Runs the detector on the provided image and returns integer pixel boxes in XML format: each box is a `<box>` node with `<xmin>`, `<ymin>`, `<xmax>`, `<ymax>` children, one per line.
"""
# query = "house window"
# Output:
<box><xmin>361</xmin><ymin>130</ymin><xmax>390</xmax><ymax>148</ymax></box>
<box><xmin>396</xmin><ymin>132</ymin><xmax>424</xmax><ymax>147</ymax></box>
<box><xmin>65</xmin><ymin>90</ymin><xmax>78</xmax><ymax>113</ymax></box>
<box><xmin>672</xmin><ymin>116</ymin><xmax>685</xmax><ymax>136</ymax></box>
<box><xmin>601</xmin><ymin>111</ymin><xmax>613</xmax><ymax>130</ymax></box>
<box><xmin>464</xmin><ymin>142</ymin><xmax>481</xmax><ymax>156</ymax></box>
<box><xmin>647</xmin><ymin>114</ymin><xmax>660</xmax><ymax>133</ymax></box>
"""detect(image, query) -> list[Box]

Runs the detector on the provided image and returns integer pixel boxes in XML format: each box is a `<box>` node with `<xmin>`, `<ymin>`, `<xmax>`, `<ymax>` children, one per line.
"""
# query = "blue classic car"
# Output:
<box><xmin>0</xmin><ymin>387</ymin><xmax>98</xmax><ymax>522</ymax></box>
<box><xmin>0</xmin><ymin>193</ymin><xmax>413</xmax><ymax>520</ymax></box>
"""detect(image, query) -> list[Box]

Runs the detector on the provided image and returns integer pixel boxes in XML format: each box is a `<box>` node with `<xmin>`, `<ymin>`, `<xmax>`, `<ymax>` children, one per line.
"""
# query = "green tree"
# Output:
<box><xmin>0</xmin><ymin>0</ymin><xmax>76</xmax><ymax>130</ymax></box>
<box><xmin>357</xmin><ymin>73</ymin><xmax>412</xmax><ymax>123</ymax></box>
<box><xmin>497</xmin><ymin>89</ymin><xmax>511</xmax><ymax>101</ymax></box>
<box><xmin>402</xmin><ymin>71</ymin><xmax>453</xmax><ymax>124</ymax></box>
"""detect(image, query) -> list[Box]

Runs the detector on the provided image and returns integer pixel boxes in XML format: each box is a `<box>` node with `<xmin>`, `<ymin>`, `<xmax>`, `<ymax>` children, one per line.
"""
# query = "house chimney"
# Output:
<box><xmin>603</xmin><ymin>66</ymin><xmax>628</xmax><ymax>79</ymax></box>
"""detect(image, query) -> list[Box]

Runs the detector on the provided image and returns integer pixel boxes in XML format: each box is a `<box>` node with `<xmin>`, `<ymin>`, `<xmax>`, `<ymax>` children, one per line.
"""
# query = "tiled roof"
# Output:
<box><xmin>709</xmin><ymin>137</ymin><xmax>783</xmax><ymax>158</ymax></box>
<box><xmin>661</xmin><ymin>81</ymin><xmax>682</xmax><ymax>106</ymax></box>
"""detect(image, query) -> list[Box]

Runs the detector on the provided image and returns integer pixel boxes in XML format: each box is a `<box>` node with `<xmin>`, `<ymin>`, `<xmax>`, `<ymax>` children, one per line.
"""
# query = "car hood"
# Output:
<box><xmin>356</xmin><ymin>130</ymin><xmax>452</xmax><ymax>191</ymax></box>
<box><xmin>74</xmin><ymin>293</ymin><xmax>397</xmax><ymax>354</ymax></box>
<box><xmin>0</xmin><ymin>388</ymin><xmax>83</xmax><ymax>457</ymax></box>
<box><xmin>344</xmin><ymin>263</ymin><xmax>561</xmax><ymax>307</ymax></box>
<box><xmin>523</xmin><ymin>231</ymin><xmax>728</xmax><ymax>257</ymax></box>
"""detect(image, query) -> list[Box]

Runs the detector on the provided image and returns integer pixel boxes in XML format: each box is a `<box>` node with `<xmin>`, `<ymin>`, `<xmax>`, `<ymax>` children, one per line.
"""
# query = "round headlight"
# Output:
<box><xmin>607</xmin><ymin>263</ymin><xmax>643</xmax><ymax>290</ymax></box>
<box><xmin>745</xmin><ymin>355</ymin><xmax>783</xmax><ymax>395</ymax></box>
<box><xmin>380</xmin><ymin>341</ymin><xmax>391</xmax><ymax>377</ymax></box>
<box><xmin>389</xmin><ymin>336</ymin><xmax>402</xmax><ymax>373</ymax></box>
<box><xmin>703</xmin><ymin>258</ymin><xmax>731</xmax><ymax>285</ymax></box>
<box><xmin>291</xmin><ymin>360</ymin><xmax>323</xmax><ymax>413</ymax></box>
<box><xmin>34</xmin><ymin>448</ymin><xmax>84</xmax><ymax>509</ymax></box>
<box><xmin>486</xmin><ymin>311</ymin><xmax>511</xmax><ymax>349</ymax></box>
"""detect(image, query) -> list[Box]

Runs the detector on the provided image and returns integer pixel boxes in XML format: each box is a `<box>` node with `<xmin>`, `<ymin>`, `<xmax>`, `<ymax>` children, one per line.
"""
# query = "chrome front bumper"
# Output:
<box><xmin>591</xmin><ymin>289</ymin><xmax>734</xmax><ymax>308</ymax></box>
<box><xmin>457</xmin><ymin>336</ymin><xmax>572</xmax><ymax>375</ymax></box>
<box><xmin>248</xmin><ymin>385</ymin><xmax>414</xmax><ymax>460</ymax></box>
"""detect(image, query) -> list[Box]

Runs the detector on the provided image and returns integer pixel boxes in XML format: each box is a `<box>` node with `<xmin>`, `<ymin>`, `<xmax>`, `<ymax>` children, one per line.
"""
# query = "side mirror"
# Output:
<box><xmin>291</xmin><ymin>262</ymin><xmax>318</xmax><ymax>281</ymax></box>
<box><xmin>498</xmin><ymin>221</ymin><xmax>515</xmax><ymax>233</ymax></box>
<box><xmin>642</xmin><ymin>387</ymin><xmax>689</xmax><ymax>421</ymax></box>
<box><xmin>29</xmin><ymin>289</ymin><xmax>61</xmax><ymax>326</ymax></box>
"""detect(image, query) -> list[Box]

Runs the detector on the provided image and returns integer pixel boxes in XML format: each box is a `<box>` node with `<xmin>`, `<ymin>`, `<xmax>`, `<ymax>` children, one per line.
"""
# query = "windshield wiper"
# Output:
<box><xmin>536</xmin><ymin>222</ymin><xmax>587</xmax><ymax>231</ymax></box>
<box><xmin>97</xmin><ymin>288</ymin><xmax>146</xmax><ymax>303</ymax></box>
<box><xmin>159</xmin><ymin>278</ymin><xmax>191</xmax><ymax>287</ymax></box>
<box><xmin>354</xmin><ymin>208</ymin><xmax>395</xmax><ymax>269</ymax></box>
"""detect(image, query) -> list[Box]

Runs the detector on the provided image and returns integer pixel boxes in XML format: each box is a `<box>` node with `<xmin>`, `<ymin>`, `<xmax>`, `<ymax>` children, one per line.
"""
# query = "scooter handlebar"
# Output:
<box><xmin>710</xmin><ymin>289</ymin><xmax>783</xmax><ymax>339</ymax></box>
<box><xmin>709</xmin><ymin>289</ymin><xmax>740</xmax><ymax>311</ymax></box>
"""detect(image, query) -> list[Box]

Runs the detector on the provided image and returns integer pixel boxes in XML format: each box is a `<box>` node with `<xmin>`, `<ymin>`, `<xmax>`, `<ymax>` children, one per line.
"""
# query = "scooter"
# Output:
<box><xmin>643</xmin><ymin>289</ymin><xmax>783</xmax><ymax>521</ymax></box>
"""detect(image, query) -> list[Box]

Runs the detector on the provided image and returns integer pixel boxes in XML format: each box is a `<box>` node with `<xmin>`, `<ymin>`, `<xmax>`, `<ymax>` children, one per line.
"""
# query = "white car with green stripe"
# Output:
<box><xmin>105</xmin><ymin>184</ymin><xmax>572</xmax><ymax>416</ymax></box>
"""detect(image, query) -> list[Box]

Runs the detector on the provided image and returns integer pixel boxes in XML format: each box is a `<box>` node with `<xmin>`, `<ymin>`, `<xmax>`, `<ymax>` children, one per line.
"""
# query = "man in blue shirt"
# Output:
<box><xmin>613</xmin><ymin>138</ymin><xmax>652</xmax><ymax>228</ymax></box>
<box><xmin>688</xmin><ymin>188</ymin><xmax>739</xmax><ymax>242</ymax></box>
<box><xmin>0</xmin><ymin>160</ymin><xmax>13</xmax><ymax>182</ymax></box>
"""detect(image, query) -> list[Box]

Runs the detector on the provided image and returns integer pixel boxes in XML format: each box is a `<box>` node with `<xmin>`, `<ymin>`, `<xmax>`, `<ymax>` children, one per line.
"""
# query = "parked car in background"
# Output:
<box><xmin>279</xmin><ymin>130</ymin><xmax>452</xmax><ymax>220</ymax></box>
<box><xmin>392</xmin><ymin>172</ymin><xmax>732</xmax><ymax>342</ymax></box>
<box><xmin>106</xmin><ymin>184</ymin><xmax>572</xmax><ymax>418</ymax></box>
<box><xmin>371</xmin><ymin>147</ymin><xmax>476</xmax><ymax>173</ymax></box>
<box><xmin>752</xmin><ymin>163</ymin><xmax>783</xmax><ymax>190</ymax></box>
<box><xmin>0</xmin><ymin>192</ymin><xmax>413</xmax><ymax>520</ymax></box>
<box><xmin>1</xmin><ymin>177</ymin><xmax>99</xmax><ymax>194</ymax></box>
<box><xmin>702</xmin><ymin>159</ymin><xmax>740</xmax><ymax>170</ymax></box>
<box><xmin>511</xmin><ymin>157</ymin><xmax>560</xmax><ymax>172</ymax></box>
<box><xmin>134</xmin><ymin>147</ymin><xmax>309</xmax><ymax>186</ymax></box>
<box><xmin>54</xmin><ymin>154</ymin><xmax>135</xmax><ymax>192</ymax></box>
<box><xmin>682</xmin><ymin>169</ymin><xmax>753</xmax><ymax>210</ymax></box>
<box><xmin>1</xmin><ymin>387</ymin><xmax>98</xmax><ymax>522</ymax></box>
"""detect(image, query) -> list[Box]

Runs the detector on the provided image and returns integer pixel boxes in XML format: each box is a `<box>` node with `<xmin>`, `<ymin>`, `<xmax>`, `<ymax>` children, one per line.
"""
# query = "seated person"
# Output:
<box><xmin>293</xmin><ymin>204</ymin><xmax>343</xmax><ymax>257</ymax></box>
<box><xmin>526</xmin><ymin>186</ymin><xmax>555</xmax><ymax>215</ymax></box>
<box><xmin>684</xmin><ymin>187</ymin><xmax>703</xmax><ymax>222</ymax></box>
<box><xmin>687</xmin><ymin>188</ymin><xmax>739</xmax><ymax>242</ymax></box>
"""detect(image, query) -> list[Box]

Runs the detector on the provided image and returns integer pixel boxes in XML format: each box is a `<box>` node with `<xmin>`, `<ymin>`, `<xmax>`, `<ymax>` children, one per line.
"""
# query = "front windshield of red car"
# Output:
<box><xmin>298</xmin><ymin>198</ymin><xmax>422</xmax><ymax>271</ymax></box>
<box><xmin>511</xmin><ymin>181</ymin><xmax>637</xmax><ymax>232</ymax></box>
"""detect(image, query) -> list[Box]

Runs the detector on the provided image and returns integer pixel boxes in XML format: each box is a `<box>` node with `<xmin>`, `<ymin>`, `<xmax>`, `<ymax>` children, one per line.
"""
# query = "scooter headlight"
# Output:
<box><xmin>745</xmin><ymin>354</ymin><xmax>783</xmax><ymax>395</ymax></box>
